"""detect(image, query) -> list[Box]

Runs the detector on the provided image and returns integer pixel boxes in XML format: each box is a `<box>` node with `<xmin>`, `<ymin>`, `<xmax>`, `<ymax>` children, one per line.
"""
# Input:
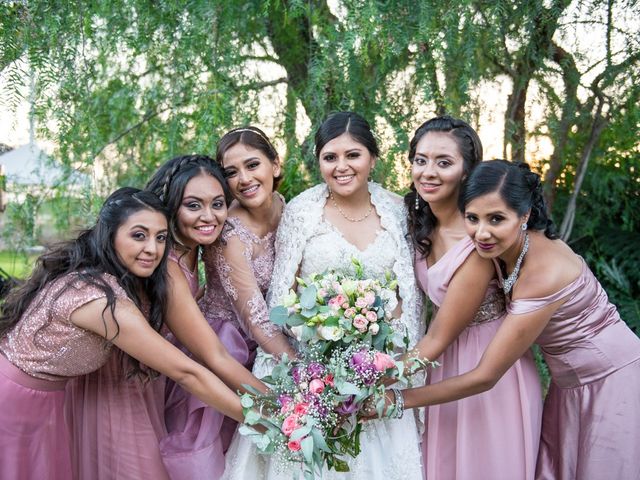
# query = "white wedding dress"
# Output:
<box><xmin>222</xmin><ymin>183</ymin><xmax>425</xmax><ymax>480</ymax></box>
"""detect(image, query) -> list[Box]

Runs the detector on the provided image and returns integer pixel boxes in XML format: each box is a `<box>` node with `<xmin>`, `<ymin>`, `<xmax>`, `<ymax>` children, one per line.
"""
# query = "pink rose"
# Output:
<box><xmin>287</xmin><ymin>439</ymin><xmax>302</xmax><ymax>451</ymax></box>
<box><xmin>328</xmin><ymin>296</ymin><xmax>341</xmax><ymax>309</ymax></box>
<box><xmin>365</xmin><ymin>310</ymin><xmax>378</xmax><ymax>323</ymax></box>
<box><xmin>373</xmin><ymin>351</ymin><xmax>396</xmax><ymax>372</ymax></box>
<box><xmin>294</xmin><ymin>402</ymin><xmax>310</xmax><ymax>416</ymax></box>
<box><xmin>353</xmin><ymin>314</ymin><xmax>368</xmax><ymax>332</ymax></box>
<box><xmin>282</xmin><ymin>415</ymin><xmax>299</xmax><ymax>436</ymax></box>
<box><xmin>334</xmin><ymin>294</ymin><xmax>347</xmax><ymax>305</ymax></box>
<box><xmin>344</xmin><ymin>307</ymin><xmax>356</xmax><ymax>318</ymax></box>
<box><xmin>364</xmin><ymin>291</ymin><xmax>376</xmax><ymax>305</ymax></box>
<box><xmin>355</xmin><ymin>297</ymin><xmax>368</xmax><ymax>308</ymax></box>
<box><xmin>323</xmin><ymin>373</ymin><xmax>335</xmax><ymax>387</ymax></box>
<box><xmin>309</xmin><ymin>378</ymin><xmax>325</xmax><ymax>394</ymax></box>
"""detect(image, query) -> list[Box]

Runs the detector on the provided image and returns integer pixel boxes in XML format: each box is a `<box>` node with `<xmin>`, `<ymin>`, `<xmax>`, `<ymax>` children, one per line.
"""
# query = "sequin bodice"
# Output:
<box><xmin>0</xmin><ymin>273</ymin><xmax>126</xmax><ymax>380</ymax></box>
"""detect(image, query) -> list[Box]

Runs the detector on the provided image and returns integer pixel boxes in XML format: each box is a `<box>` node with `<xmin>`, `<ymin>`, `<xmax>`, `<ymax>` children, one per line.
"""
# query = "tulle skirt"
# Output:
<box><xmin>422</xmin><ymin>318</ymin><xmax>543</xmax><ymax>480</ymax></box>
<box><xmin>536</xmin><ymin>357</ymin><xmax>640</xmax><ymax>480</ymax></box>
<box><xmin>65</xmin><ymin>351</ymin><xmax>169</xmax><ymax>480</ymax></box>
<box><xmin>0</xmin><ymin>353</ymin><xmax>71</xmax><ymax>480</ymax></box>
<box><xmin>160</xmin><ymin>317</ymin><xmax>253</xmax><ymax>479</ymax></box>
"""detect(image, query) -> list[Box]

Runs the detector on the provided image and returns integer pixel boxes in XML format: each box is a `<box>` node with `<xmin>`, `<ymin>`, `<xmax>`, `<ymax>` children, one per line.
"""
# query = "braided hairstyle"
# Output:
<box><xmin>459</xmin><ymin>160</ymin><xmax>558</xmax><ymax>239</ymax></box>
<box><xmin>145</xmin><ymin>155</ymin><xmax>232</xmax><ymax>249</ymax></box>
<box><xmin>404</xmin><ymin>116</ymin><xmax>483</xmax><ymax>257</ymax></box>
<box><xmin>216</xmin><ymin>126</ymin><xmax>282</xmax><ymax>189</ymax></box>
<box><xmin>0</xmin><ymin>187</ymin><xmax>171</xmax><ymax>377</ymax></box>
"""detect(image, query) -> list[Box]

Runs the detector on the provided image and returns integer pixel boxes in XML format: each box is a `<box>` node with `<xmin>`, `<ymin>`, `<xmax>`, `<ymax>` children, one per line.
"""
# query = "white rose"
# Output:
<box><xmin>290</xmin><ymin>325</ymin><xmax>305</xmax><ymax>340</ymax></box>
<box><xmin>368</xmin><ymin>323</ymin><xmax>380</xmax><ymax>335</ymax></box>
<box><xmin>317</xmin><ymin>325</ymin><xmax>345</xmax><ymax>341</ymax></box>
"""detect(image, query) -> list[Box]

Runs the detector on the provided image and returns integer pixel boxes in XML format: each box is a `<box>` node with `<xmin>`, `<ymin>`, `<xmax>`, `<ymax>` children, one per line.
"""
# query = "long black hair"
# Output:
<box><xmin>314</xmin><ymin>111</ymin><xmax>380</xmax><ymax>159</ymax></box>
<box><xmin>460</xmin><ymin>160</ymin><xmax>558</xmax><ymax>239</ymax></box>
<box><xmin>0</xmin><ymin>187</ymin><xmax>171</xmax><ymax>374</ymax></box>
<box><xmin>404</xmin><ymin>116</ymin><xmax>483</xmax><ymax>257</ymax></box>
<box><xmin>145</xmin><ymin>154</ymin><xmax>232</xmax><ymax>249</ymax></box>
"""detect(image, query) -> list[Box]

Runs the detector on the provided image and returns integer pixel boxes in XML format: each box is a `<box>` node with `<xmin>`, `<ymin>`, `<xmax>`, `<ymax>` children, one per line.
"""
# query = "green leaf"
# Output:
<box><xmin>269</xmin><ymin>305</ymin><xmax>289</xmax><ymax>326</ymax></box>
<box><xmin>301</xmin><ymin>435</ymin><xmax>314</xmax><ymax>464</ymax></box>
<box><xmin>300</xmin><ymin>285</ymin><xmax>318</xmax><ymax>309</ymax></box>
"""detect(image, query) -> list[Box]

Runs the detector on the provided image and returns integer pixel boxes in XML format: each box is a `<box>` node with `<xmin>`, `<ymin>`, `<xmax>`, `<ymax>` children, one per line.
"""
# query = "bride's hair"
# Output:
<box><xmin>314</xmin><ymin>111</ymin><xmax>380</xmax><ymax>159</ymax></box>
<box><xmin>460</xmin><ymin>159</ymin><xmax>558</xmax><ymax>239</ymax></box>
<box><xmin>404</xmin><ymin>115</ymin><xmax>483</xmax><ymax>257</ymax></box>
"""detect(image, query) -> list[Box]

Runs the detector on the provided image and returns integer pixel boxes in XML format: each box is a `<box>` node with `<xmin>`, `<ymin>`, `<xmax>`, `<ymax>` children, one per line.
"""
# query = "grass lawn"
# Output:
<box><xmin>0</xmin><ymin>251</ymin><xmax>37</xmax><ymax>279</ymax></box>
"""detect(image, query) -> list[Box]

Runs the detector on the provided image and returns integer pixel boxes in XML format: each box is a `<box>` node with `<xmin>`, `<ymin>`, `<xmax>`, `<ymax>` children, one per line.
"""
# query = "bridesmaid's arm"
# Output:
<box><xmin>162</xmin><ymin>261</ymin><xmax>267</xmax><ymax>393</ymax></box>
<box><xmin>403</xmin><ymin>299</ymin><xmax>562</xmax><ymax>410</ymax></box>
<box><xmin>413</xmin><ymin>251</ymin><xmax>494</xmax><ymax>362</ymax></box>
<box><xmin>70</xmin><ymin>297</ymin><xmax>248</xmax><ymax>422</ymax></box>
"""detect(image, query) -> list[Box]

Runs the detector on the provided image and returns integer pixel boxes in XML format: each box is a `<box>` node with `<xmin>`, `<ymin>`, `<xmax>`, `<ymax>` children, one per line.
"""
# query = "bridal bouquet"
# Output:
<box><xmin>269</xmin><ymin>258</ymin><xmax>407</xmax><ymax>355</ymax></box>
<box><xmin>238</xmin><ymin>343</ymin><xmax>408</xmax><ymax>478</ymax></box>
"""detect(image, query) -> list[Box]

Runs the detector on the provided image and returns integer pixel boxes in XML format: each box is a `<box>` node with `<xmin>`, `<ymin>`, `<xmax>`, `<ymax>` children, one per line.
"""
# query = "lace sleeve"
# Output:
<box><xmin>214</xmin><ymin>234</ymin><xmax>294</xmax><ymax>354</ymax></box>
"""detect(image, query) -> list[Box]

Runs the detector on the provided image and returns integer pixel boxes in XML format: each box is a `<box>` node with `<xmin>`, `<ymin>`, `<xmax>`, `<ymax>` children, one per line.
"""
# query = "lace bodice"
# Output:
<box><xmin>267</xmin><ymin>183</ymin><xmax>424</xmax><ymax>348</ymax></box>
<box><xmin>199</xmin><ymin>215</ymin><xmax>280</xmax><ymax>347</ymax></box>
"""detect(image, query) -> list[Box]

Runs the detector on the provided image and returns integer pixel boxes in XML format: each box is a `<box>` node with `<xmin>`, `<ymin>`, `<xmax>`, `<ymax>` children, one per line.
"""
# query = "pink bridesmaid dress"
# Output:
<box><xmin>505</xmin><ymin>258</ymin><xmax>640</xmax><ymax>480</ymax></box>
<box><xmin>416</xmin><ymin>237</ymin><xmax>543</xmax><ymax>480</ymax></box>
<box><xmin>160</xmin><ymin>250</ymin><xmax>230</xmax><ymax>479</ymax></box>
<box><xmin>0</xmin><ymin>273</ymin><xmax>144</xmax><ymax>480</ymax></box>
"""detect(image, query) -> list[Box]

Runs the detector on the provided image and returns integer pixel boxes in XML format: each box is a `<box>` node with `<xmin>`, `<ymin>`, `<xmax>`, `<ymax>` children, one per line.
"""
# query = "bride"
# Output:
<box><xmin>223</xmin><ymin>112</ymin><xmax>425</xmax><ymax>479</ymax></box>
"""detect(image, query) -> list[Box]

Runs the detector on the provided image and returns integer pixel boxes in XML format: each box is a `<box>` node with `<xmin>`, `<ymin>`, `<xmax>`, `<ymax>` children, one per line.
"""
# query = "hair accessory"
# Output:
<box><xmin>502</xmin><ymin>232</ymin><xmax>529</xmax><ymax>295</ymax></box>
<box><xmin>231</xmin><ymin>128</ymin><xmax>272</xmax><ymax>145</ymax></box>
<box><xmin>521</xmin><ymin>223</ymin><xmax>528</xmax><ymax>231</ymax></box>
<box><xmin>415</xmin><ymin>193</ymin><xmax>420</xmax><ymax>211</ymax></box>
<box><xmin>390</xmin><ymin>387</ymin><xmax>405</xmax><ymax>419</ymax></box>
<box><xmin>330</xmin><ymin>190</ymin><xmax>373</xmax><ymax>222</ymax></box>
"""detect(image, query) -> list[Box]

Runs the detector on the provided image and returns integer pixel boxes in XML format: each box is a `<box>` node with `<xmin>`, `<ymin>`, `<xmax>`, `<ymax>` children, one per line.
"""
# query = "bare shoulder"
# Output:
<box><xmin>514</xmin><ymin>234</ymin><xmax>582</xmax><ymax>300</ymax></box>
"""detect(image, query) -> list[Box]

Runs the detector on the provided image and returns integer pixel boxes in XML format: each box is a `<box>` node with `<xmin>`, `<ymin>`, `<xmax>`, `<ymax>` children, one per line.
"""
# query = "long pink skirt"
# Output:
<box><xmin>65</xmin><ymin>351</ymin><xmax>170</xmax><ymax>480</ymax></box>
<box><xmin>536</xmin><ymin>357</ymin><xmax>640</xmax><ymax>479</ymax></box>
<box><xmin>0</xmin><ymin>354</ymin><xmax>71</xmax><ymax>480</ymax></box>
<box><xmin>422</xmin><ymin>318</ymin><xmax>543</xmax><ymax>480</ymax></box>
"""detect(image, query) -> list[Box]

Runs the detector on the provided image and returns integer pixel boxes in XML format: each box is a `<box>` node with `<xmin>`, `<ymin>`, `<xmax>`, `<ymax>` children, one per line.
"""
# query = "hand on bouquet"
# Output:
<box><xmin>358</xmin><ymin>387</ymin><xmax>404</xmax><ymax>422</ymax></box>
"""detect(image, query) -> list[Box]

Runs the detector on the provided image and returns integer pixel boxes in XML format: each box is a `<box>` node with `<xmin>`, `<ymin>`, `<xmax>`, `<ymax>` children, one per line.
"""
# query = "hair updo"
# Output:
<box><xmin>314</xmin><ymin>111</ymin><xmax>380</xmax><ymax>159</ymax></box>
<box><xmin>459</xmin><ymin>159</ymin><xmax>558</xmax><ymax>239</ymax></box>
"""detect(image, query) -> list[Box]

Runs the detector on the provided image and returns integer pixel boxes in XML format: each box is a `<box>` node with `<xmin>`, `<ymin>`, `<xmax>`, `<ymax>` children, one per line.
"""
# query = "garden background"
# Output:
<box><xmin>1</xmin><ymin>0</ymin><xmax>638</xmax><ymax>347</ymax></box>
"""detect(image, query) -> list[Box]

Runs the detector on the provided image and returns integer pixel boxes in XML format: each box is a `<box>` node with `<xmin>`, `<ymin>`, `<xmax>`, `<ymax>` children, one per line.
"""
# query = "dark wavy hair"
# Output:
<box><xmin>145</xmin><ymin>154</ymin><xmax>232</xmax><ymax>250</ymax></box>
<box><xmin>0</xmin><ymin>187</ymin><xmax>171</xmax><ymax>376</ymax></box>
<box><xmin>314</xmin><ymin>111</ymin><xmax>380</xmax><ymax>159</ymax></box>
<box><xmin>216</xmin><ymin>126</ymin><xmax>282</xmax><ymax>189</ymax></box>
<box><xmin>459</xmin><ymin>160</ymin><xmax>558</xmax><ymax>239</ymax></box>
<box><xmin>404</xmin><ymin>116</ymin><xmax>483</xmax><ymax>257</ymax></box>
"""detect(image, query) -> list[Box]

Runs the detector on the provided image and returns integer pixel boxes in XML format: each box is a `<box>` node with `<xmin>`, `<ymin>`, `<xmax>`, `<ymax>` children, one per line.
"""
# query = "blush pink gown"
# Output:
<box><xmin>159</xmin><ymin>250</ymin><xmax>230</xmax><ymax>479</ymax></box>
<box><xmin>416</xmin><ymin>237</ymin><xmax>543</xmax><ymax>480</ymax></box>
<box><xmin>505</xmin><ymin>258</ymin><xmax>640</xmax><ymax>480</ymax></box>
<box><xmin>0</xmin><ymin>273</ymin><xmax>147</xmax><ymax>480</ymax></box>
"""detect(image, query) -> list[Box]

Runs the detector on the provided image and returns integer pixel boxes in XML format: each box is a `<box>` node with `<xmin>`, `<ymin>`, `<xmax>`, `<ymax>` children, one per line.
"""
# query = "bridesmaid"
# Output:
<box><xmin>0</xmin><ymin>188</ymin><xmax>254</xmax><ymax>480</ymax></box>
<box><xmin>405</xmin><ymin>117</ymin><xmax>542</xmax><ymax>479</ymax></box>
<box><xmin>377</xmin><ymin>160</ymin><xmax>640</xmax><ymax>480</ymax></box>
<box><xmin>198</xmin><ymin>127</ymin><xmax>296</xmax><ymax>451</ymax></box>
<box><xmin>145</xmin><ymin>154</ymin><xmax>263</xmax><ymax>478</ymax></box>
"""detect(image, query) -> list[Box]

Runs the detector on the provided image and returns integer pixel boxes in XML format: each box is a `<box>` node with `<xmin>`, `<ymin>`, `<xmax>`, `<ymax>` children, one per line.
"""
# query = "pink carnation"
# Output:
<box><xmin>353</xmin><ymin>314</ymin><xmax>368</xmax><ymax>332</ymax></box>
<box><xmin>282</xmin><ymin>414</ymin><xmax>299</xmax><ymax>436</ymax></box>
<box><xmin>309</xmin><ymin>378</ymin><xmax>325</xmax><ymax>394</ymax></box>
<box><xmin>373</xmin><ymin>351</ymin><xmax>396</xmax><ymax>372</ymax></box>
<box><xmin>323</xmin><ymin>373</ymin><xmax>335</xmax><ymax>387</ymax></box>
<box><xmin>287</xmin><ymin>439</ymin><xmax>302</xmax><ymax>451</ymax></box>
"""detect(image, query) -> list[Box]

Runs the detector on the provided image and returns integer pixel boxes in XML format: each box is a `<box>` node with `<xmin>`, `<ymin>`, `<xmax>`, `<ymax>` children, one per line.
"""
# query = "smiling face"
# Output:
<box><xmin>318</xmin><ymin>133</ymin><xmax>376</xmax><ymax>199</ymax></box>
<box><xmin>412</xmin><ymin>131</ymin><xmax>466</xmax><ymax>205</ymax></box>
<box><xmin>464</xmin><ymin>191</ymin><xmax>528</xmax><ymax>260</ymax></box>
<box><xmin>175</xmin><ymin>173</ymin><xmax>227</xmax><ymax>248</ymax></box>
<box><xmin>221</xmin><ymin>142</ymin><xmax>280</xmax><ymax>209</ymax></box>
<box><xmin>114</xmin><ymin>209</ymin><xmax>168</xmax><ymax>277</ymax></box>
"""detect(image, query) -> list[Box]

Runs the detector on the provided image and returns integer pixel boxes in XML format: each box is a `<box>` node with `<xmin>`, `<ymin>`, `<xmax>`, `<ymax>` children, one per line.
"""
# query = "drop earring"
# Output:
<box><xmin>415</xmin><ymin>194</ymin><xmax>420</xmax><ymax>211</ymax></box>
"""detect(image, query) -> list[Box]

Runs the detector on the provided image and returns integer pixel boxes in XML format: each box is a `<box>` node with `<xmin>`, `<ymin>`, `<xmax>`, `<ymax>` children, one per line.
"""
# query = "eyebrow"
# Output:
<box><xmin>129</xmin><ymin>225</ymin><xmax>150</xmax><ymax>232</ymax></box>
<box><xmin>322</xmin><ymin>147</ymin><xmax>363</xmax><ymax>155</ymax></box>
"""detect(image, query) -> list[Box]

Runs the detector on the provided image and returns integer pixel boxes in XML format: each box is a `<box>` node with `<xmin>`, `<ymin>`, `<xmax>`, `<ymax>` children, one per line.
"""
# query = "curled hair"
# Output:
<box><xmin>460</xmin><ymin>159</ymin><xmax>558</xmax><ymax>239</ymax></box>
<box><xmin>216</xmin><ymin>126</ymin><xmax>282</xmax><ymax>189</ymax></box>
<box><xmin>145</xmin><ymin>154</ymin><xmax>232</xmax><ymax>249</ymax></box>
<box><xmin>0</xmin><ymin>187</ymin><xmax>171</xmax><ymax>377</ymax></box>
<box><xmin>404</xmin><ymin>116</ymin><xmax>483</xmax><ymax>256</ymax></box>
<box><xmin>314</xmin><ymin>111</ymin><xmax>380</xmax><ymax>159</ymax></box>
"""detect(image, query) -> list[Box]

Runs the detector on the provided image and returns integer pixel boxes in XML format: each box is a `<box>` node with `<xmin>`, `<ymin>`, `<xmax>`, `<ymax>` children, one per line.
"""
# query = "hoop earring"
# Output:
<box><xmin>415</xmin><ymin>194</ymin><xmax>420</xmax><ymax>211</ymax></box>
<box><xmin>521</xmin><ymin>223</ymin><xmax>528</xmax><ymax>231</ymax></box>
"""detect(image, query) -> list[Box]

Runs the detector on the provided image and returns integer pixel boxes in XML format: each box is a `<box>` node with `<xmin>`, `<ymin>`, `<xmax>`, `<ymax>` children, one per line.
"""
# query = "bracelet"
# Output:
<box><xmin>389</xmin><ymin>388</ymin><xmax>405</xmax><ymax>419</ymax></box>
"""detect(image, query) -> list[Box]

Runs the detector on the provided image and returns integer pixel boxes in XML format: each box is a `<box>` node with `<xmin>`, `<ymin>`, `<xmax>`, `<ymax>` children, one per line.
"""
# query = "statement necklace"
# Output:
<box><xmin>502</xmin><ymin>232</ymin><xmax>529</xmax><ymax>295</ymax></box>
<box><xmin>330</xmin><ymin>191</ymin><xmax>373</xmax><ymax>222</ymax></box>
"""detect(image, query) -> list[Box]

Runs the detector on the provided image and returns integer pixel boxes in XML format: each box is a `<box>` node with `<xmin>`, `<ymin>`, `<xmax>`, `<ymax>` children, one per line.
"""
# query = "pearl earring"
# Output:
<box><xmin>521</xmin><ymin>223</ymin><xmax>528</xmax><ymax>231</ymax></box>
